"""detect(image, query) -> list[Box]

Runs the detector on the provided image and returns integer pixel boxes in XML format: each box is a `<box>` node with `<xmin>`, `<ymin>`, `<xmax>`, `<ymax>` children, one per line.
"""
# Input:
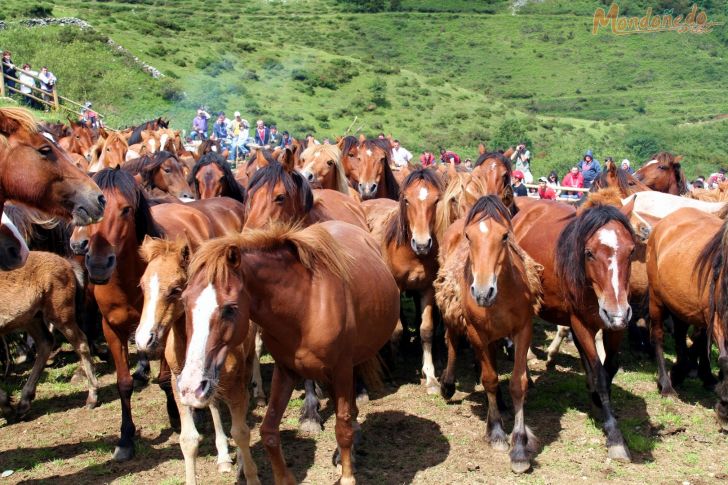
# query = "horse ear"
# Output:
<box><xmin>478</xmin><ymin>143</ymin><xmax>486</xmax><ymax>155</ymax></box>
<box><xmin>225</xmin><ymin>244</ymin><xmax>241</xmax><ymax>269</ymax></box>
<box><xmin>358</xmin><ymin>133</ymin><xmax>366</xmax><ymax>143</ymax></box>
<box><xmin>0</xmin><ymin>114</ymin><xmax>20</xmax><ymax>136</ymax></box>
<box><xmin>280</xmin><ymin>147</ymin><xmax>295</xmax><ymax>172</ymax></box>
<box><xmin>179</xmin><ymin>241</ymin><xmax>191</xmax><ymax>269</ymax></box>
<box><xmin>620</xmin><ymin>194</ymin><xmax>636</xmax><ymax>217</ymax></box>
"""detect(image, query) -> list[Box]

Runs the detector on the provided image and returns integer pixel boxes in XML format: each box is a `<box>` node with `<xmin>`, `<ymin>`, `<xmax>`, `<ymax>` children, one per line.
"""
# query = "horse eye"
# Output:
<box><xmin>502</xmin><ymin>233</ymin><xmax>508</xmax><ymax>243</ymax></box>
<box><xmin>38</xmin><ymin>146</ymin><xmax>53</xmax><ymax>156</ymax></box>
<box><xmin>404</xmin><ymin>198</ymin><xmax>410</xmax><ymax>205</ymax></box>
<box><xmin>169</xmin><ymin>287</ymin><xmax>183</xmax><ymax>297</ymax></box>
<box><xmin>658</xmin><ymin>165</ymin><xmax>668</xmax><ymax>170</ymax></box>
<box><xmin>220</xmin><ymin>304</ymin><xmax>238</xmax><ymax>321</ymax></box>
<box><xmin>585</xmin><ymin>249</ymin><xmax>595</xmax><ymax>261</ymax></box>
<box><xmin>121</xmin><ymin>206</ymin><xmax>132</xmax><ymax>216</ymax></box>
<box><xmin>164</xmin><ymin>168</ymin><xmax>172</xmax><ymax>173</ymax></box>
<box><xmin>327</xmin><ymin>160</ymin><xmax>334</xmax><ymax>166</ymax></box>
<box><xmin>274</xmin><ymin>194</ymin><xmax>286</xmax><ymax>204</ymax></box>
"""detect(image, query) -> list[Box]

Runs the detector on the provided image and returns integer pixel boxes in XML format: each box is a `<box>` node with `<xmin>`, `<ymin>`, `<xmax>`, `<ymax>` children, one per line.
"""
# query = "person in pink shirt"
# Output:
<box><xmin>561</xmin><ymin>166</ymin><xmax>584</xmax><ymax>199</ymax></box>
<box><xmin>420</xmin><ymin>150</ymin><xmax>436</xmax><ymax>167</ymax></box>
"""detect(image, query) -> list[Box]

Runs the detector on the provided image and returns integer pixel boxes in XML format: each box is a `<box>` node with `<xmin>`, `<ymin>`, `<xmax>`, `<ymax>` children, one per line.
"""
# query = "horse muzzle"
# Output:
<box><xmin>0</xmin><ymin>232</ymin><xmax>28</xmax><ymax>271</ymax></box>
<box><xmin>85</xmin><ymin>253</ymin><xmax>116</xmax><ymax>284</ymax></box>
<box><xmin>72</xmin><ymin>193</ymin><xmax>106</xmax><ymax>226</ymax></box>
<box><xmin>411</xmin><ymin>236</ymin><xmax>433</xmax><ymax>256</ymax></box>
<box><xmin>599</xmin><ymin>305</ymin><xmax>632</xmax><ymax>331</ymax></box>
<box><xmin>471</xmin><ymin>282</ymin><xmax>498</xmax><ymax>308</ymax></box>
<box><xmin>358</xmin><ymin>182</ymin><xmax>378</xmax><ymax>200</ymax></box>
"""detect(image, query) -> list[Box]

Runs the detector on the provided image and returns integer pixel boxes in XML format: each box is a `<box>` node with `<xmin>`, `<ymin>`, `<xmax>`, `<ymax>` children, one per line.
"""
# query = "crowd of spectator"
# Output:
<box><xmin>1</xmin><ymin>50</ymin><xmax>57</xmax><ymax>111</ymax></box>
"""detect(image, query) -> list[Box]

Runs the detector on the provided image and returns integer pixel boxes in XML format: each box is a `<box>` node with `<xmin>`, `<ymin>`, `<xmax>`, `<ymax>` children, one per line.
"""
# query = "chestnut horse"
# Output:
<box><xmin>190</xmin><ymin>152</ymin><xmax>246</xmax><ymax>202</ymax></box>
<box><xmin>89</xmin><ymin>131</ymin><xmax>128</xmax><ymax>172</ymax></box>
<box><xmin>362</xmin><ymin>167</ymin><xmax>446</xmax><ymax>394</ymax></box>
<box><xmin>470</xmin><ymin>150</ymin><xmax>515</xmax><ymax>213</ymax></box>
<box><xmin>356</xmin><ymin>138</ymin><xmax>400</xmax><ymax>200</ymax></box>
<box><xmin>69</xmin><ymin>168</ymin><xmax>214</xmax><ymax>461</ymax></box>
<box><xmin>179</xmin><ymin>221</ymin><xmax>399</xmax><ymax>484</ymax></box>
<box><xmin>337</xmin><ymin>135</ymin><xmax>361</xmax><ymax>187</ymax></box>
<box><xmin>647</xmin><ymin>208</ymin><xmax>728</xmax><ymax>430</ymax></box>
<box><xmin>589</xmin><ymin>159</ymin><xmax>651</xmax><ymax>197</ymax></box>
<box><xmin>0</xmin><ymin>108</ymin><xmax>104</xmax><ymax>270</ymax></box>
<box><xmin>512</xmin><ymin>200</ymin><xmax>637</xmax><ymax>461</ymax></box>
<box><xmin>59</xmin><ymin>120</ymin><xmax>94</xmax><ymax>161</ymax></box>
<box><xmin>634</xmin><ymin>152</ymin><xmax>688</xmax><ymax>195</ymax></box>
<box><xmin>435</xmin><ymin>196</ymin><xmax>542</xmax><ymax>473</ymax></box>
<box><xmin>299</xmin><ymin>144</ymin><xmax>351</xmax><ymax>195</ymax></box>
<box><xmin>0</xmin><ymin>212</ymin><xmax>29</xmax><ymax>270</ymax></box>
<box><xmin>123</xmin><ymin>151</ymin><xmax>194</xmax><ymax>200</ymax></box>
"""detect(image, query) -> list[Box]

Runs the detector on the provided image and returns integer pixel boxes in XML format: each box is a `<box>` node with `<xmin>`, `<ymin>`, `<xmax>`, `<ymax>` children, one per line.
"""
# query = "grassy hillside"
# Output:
<box><xmin>1</xmin><ymin>0</ymin><xmax>727</xmax><ymax>178</ymax></box>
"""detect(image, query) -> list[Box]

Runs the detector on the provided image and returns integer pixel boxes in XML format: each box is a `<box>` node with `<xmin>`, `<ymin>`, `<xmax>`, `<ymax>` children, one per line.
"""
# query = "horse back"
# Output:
<box><xmin>187</xmin><ymin>197</ymin><xmax>246</xmax><ymax>236</ymax></box>
<box><xmin>151</xmin><ymin>203</ymin><xmax>215</xmax><ymax>248</ymax></box>
<box><xmin>310</xmin><ymin>189</ymin><xmax>368</xmax><ymax>230</ymax></box>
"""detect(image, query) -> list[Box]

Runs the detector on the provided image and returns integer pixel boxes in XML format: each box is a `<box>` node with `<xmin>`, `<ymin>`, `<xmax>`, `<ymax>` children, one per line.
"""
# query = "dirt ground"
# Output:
<box><xmin>1</xmin><ymin>321</ymin><xmax>727</xmax><ymax>485</ymax></box>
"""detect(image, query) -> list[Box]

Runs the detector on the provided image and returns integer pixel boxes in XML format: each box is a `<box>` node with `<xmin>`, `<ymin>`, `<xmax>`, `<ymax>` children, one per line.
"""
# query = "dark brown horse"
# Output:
<box><xmin>190</xmin><ymin>152</ymin><xmax>246</xmax><ymax>202</ymax></box>
<box><xmin>127</xmin><ymin>117</ymin><xmax>170</xmax><ymax>145</ymax></box>
<box><xmin>436</xmin><ymin>196</ymin><xmax>542</xmax><ymax>473</ymax></box>
<box><xmin>356</xmin><ymin>138</ymin><xmax>400</xmax><ymax>200</ymax></box>
<box><xmin>647</xmin><ymin>208</ymin><xmax>728</xmax><ymax>430</ymax></box>
<box><xmin>363</xmin><ymin>167</ymin><xmax>446</xmax><ymax>394</ymax></box>
<box><xmin>0</xmin><ymin>108</ymin><xmax>104</xmax><ymax>270</ymax></box>
<box><xmin>470</xmin><ymin>149</ymin><xmax>515</xmax><ymax>213</ymax></box>
<box><xmin>179</xmin><ymin>221</ymin><xmax>399</xmax><ymax>484</ymax></box>
<box><xmin>69</xmin><ymin>168</ymin><xmax>215</xmax><ymax>462</ymax></box>
<box><xmin>337</xmin><ymin>135</ymin><xmax>361</xmax><ymax>187</ymax></box>
<box><xmin>123</xmin><ymin>151</ymin><xmax>195</xmax><ymax>200</ymax></box>
<box><xmin>634</xmin><ymin>152</ymin><xmax>688</xmax><ymax>195</ymax></box>
<box><xmin>512</xmin><ymin>200</ymin><xmax>637</xmax><ymax>461</ymax></box>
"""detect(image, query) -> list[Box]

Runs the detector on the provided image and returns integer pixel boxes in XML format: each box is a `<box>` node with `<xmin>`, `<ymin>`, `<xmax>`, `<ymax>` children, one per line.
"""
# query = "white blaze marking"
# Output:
<box><xmin>187</xmin><ymin>284</ymin><xmax>218</xmax><ymax>373</ymax></box>
<box><xmin>598</xmin><ymin>229</ymin><xmax>621</xmax><ymax>301</ymax></box>
<box><xmin>479</xmin><ymin>221</ymin><xmax>488</xmax><ymax>234</ymax></box>
<box><xmin>137</xmin><ymin>273</ymin><xmax>160</xmax><ymax>348</ymax></box>
<box><xmin>418</xmin><ymin>187</ymin><xmax>429</xmax><ymax>201</ymax></box>
<box><xmin>643</xmin><ymin>159</ymin><xmax>658</xmax><ymax>167</ymax></box>
<box><xmin>366</xmin><ymin>149</ymin><xmax>372</xmax><ymax>156</ymax></box>
<box><xmin>42</xmin><ymin>132</ymin><xmax>56</xmax><ymax>143</ymax></box>
<box><xmin>2</xmin><ymin>212</ymin><xmax>26</xmax><ymax>244</ymax></box>
<box><xmin>490</xmin><ymin>162</ymin><xmax>496</xmax><ymax>170</ymax></box>
<box><xmin>159</xmin><ymin>134</ymin><xmax>169</xmax><ymax>152</ymax></box>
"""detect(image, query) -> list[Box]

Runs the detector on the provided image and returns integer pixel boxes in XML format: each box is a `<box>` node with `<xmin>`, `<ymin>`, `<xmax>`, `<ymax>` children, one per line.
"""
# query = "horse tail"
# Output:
<box><xmin>355</xmin><ymin>355</ymin><xmax>385</xmax><ymax>392</ymax></box>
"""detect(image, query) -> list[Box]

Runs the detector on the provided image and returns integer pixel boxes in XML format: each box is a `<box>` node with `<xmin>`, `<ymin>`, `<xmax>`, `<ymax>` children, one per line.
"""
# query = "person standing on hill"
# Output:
<box><xmin>391</xmin><ymin>139</ymin><xmax>413</xmax><ymax>168</ymax></box>
<box><xmin>38</xmin><ymin>66</ymin><xmax>56</xmax><ymax>107</ymax></box>
<box><xmin>191</xmin><ymin>108</ymin><xmax>210</xmax><ymax>141</ymax></box>
<box><xmin>578</xmin><ymin>150</ymin><xmax>601</xmax><ymax>187</ymax></box>
<box><xmin>18</xmin><ymin>64</ymin><xmax>39</xmax><ymax>109</ymax></box>
<box><xmin>269</xmin><ymin>125</ymin><xmax>280</xmax><ymax>146</ymax></box>
<box><xmin>2</xmin><ymin>51</ymin><xmax>17</xmax><ymax>91</ymax></box>
<box><xmin>510</xmin><ymin>142</ymin><xmax>532</xmax><ymax>183</ymax></box>
<box><xmin>561</xmin><ymin>165</ymin><xmax>584</xmax><ymax>199</ymax></box>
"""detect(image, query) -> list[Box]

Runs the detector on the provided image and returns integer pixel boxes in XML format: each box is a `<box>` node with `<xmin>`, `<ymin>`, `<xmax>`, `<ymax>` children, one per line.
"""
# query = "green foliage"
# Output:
<box><xmin>490</xmin><ymin>118</ymin><xmax>532</xmax><ymax>151</ymax></box>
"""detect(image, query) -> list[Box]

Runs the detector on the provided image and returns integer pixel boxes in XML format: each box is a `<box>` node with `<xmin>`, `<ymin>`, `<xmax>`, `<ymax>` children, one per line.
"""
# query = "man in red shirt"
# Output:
<box><xmin>561</xmin><ymin>166</ymin><xmax>584</xmax><ymax>199</ymax></box>
<box><xmin>537</xmin><ymin>177</ymin><xmax>556</xmax><ymax>200</ymax></box>
<box><xmin>439</xmin><ymin>148</ymin><xmax>460</xmax><ymax>165</ymax></box>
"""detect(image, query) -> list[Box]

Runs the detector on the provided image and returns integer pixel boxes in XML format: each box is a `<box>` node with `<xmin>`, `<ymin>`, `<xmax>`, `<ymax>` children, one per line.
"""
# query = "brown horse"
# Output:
<box><xmin>512</xmin><ymin>199</ymin><xmax>637</xmax><ymax>461</ymax></box>
<box><xmin>435</xmin><ymin>196</ymin><xmax>541</xmax><ymax>473</ymax></box>
<box><xmin>590</xmin><ymin>159</ymin><xmax>651</xmax><ymax>197</ymax></box>
<box><xmin>123</xmin><ymin>151</ymin><xmax>195</xmax><ymax>200</ymax></box>
<box><xmin>89</xmin><ymin>131</ymin><xmax>128</xmax><ymax>172</ymax></box>
<box><xmin>127</xmin><ymin>117</ymin><xmax>170</xmax><ymax>145</ymax></box>
<box><xmin>470</xmin><ymin>149</ymin><xmax>515</xmax><ymax>213</ymax></box>
<box><xmin>362</xmin><ymin>167</ymin><xmax>446</xmax><ymax>394</ymax></box>
<box><xmin>356</xmin><ymin>138</ymin><xmax>400</xmax><ymax>200</ymax></box>
<box><xmin>0</xmin><ymin>251</ymin><xmax>99</xmax><ymax>418</ymax></box>
<box><xmin>0</xmin><ymin>212</ymin><xmax>29</xmax><ymax>270</ymax></box>
<box><xmin>634</xmin><ymin>152</ymin><xmax>688</xmax><ymax>195</ymax></box>
<box><xmin>59</xmin><ymin>120</ymin><xmax>94</xmax><ymax>161</ymax></box>
<box><xmin>299</xmin><ymin>143</ymin><xmax>351</xmax><ymax>195</ymax></box>
<box><xmin>179</xmin><ymin>221</ymin><xmax>399</xmax><ymax>484</ymax></box>
<box><xmin>69</xmin><ymin>168</ymin><xmax>214</xmax><ymax>461</ymax></box>
<box><xmin>647</xmin><ymin>208</ymin><xmax>728</xmax><ymax>430</ymax></box>
<box><xmin>0</xmin><ymin>108</ymin><xmax>104</xmax><ymax>271</ymax></box>
<box><xmin>190</xmin><ymin>152</ymin><xmax>246</xmax><ymax>202</ymax></box>
<box><xmin>337</xmin><ymin>135</ymin><xmax>360</xmax><ymax>186</ymax></box>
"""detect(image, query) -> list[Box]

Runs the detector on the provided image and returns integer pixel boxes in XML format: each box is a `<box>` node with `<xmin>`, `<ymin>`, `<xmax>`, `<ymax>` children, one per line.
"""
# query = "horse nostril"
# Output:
<box><xmin>426</xmin><ymin>237</ymin><xmax>433</xmax><ymax>248</ymax></box>
<box><xmin>370</xmin><ymin>183</ymin><xmax>377</xmax><ymax>192</ymax></box>
<box><xmin>107</xmin><ymin>255</ymin><xmax>116</xmax><ymax>268</ymax></box>
<box><xmin>307</xmin><ymin>173</ymin><xmax>314</xmax><ymax>182</ymax></box>
<box><xmin>80</xmin><ymin>239</ymin><xmax>89</xmax><ymax>250</ymax></box>
<box><xmin>196</xmin><ymin>380</ymin><xmax>210</xmax><ymax>399</ymax></box>
<box><xmin>486</xmin><ymin>286</ymin><xmax>495</xmax><ymax>300</ymax></box>
<box><xmin>470</xmin><ymin>285</ymin><xmax>476</xmax><ymax>296</ymax></box>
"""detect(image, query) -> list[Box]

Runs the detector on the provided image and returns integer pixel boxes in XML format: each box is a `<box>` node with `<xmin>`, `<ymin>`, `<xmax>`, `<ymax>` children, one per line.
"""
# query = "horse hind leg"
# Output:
<box><xmin>158</xmin><ymin>357</ymin><xmax>181</xmax><ymax>431</ymax></box>
<box><xmin>649</xmin><ymin>296</ymin><xmax>675</xmax><ymax>395</ymax></box>
<box><xmin>16</xmin><ymin>320</ymin><xmax>53</xmax><ymax>417</ymax></box>
<box><xmin>299</xmin><ymin>379</ymin><xmax>323</xmax><ymax>434</ymax></box>
<box><xmin>545</xmin><ymin>325</ymin><xmax>570</xmax><ymax>367</ymax></box>
<box><xmin>331</xmin><ymin>368</ymin><xmax>357</xmax><ymax>485</ymax></box>
<box><xmin>261</xmin><ymin>363</ymin><xmax>297</xmax><ymax>485</ymax></box>
<box><xmin>208</xmin><ymin>401</ymin><xmax>233</xmax><ymax>473</ymax></box>
<box><xmin>420</xmin><ymin>289</ymin><xmax>439</xmax><ymax>394</ymax></box>
<box><xmin>251</xmin><ymin>323</ymin><xmax>266</xmax><ymax>407</ymax></box>
<box><xmin>509</xmin><ymin>322</ymin><xmax>537</xmax><ymax>473</ymax></box>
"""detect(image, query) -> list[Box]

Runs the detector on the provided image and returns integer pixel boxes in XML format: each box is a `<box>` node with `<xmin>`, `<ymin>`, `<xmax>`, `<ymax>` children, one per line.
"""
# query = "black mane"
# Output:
<box><xmin>246</xmin><ymin>161</ymin><xmax>313</xmax><ymax>218</ymax></box>
<box><xmin>464</xmin><ymin>195</ymin><xmax>513</xmax><ymax>228</ymax></box>
<box><xmin>92</xmin><ymin>167</ymin><xmax>162</xmax><ymax>242</ymax></box>
<box><xmin>190</xmin><ymin>152</ymin><xmax>246</xmax><ymax>202</ymax></box>
<box><xmin>361</xmin><ymin>138</ymin><xmax>399</xmax><ymax>200</ymax></box>
<box><xmin>122</xmin><ymin>150</ymin><xmax>177</xmax><ymax>189</ymax></box>
<box><xmin>696</xmin><ymin>218</ymin><xmax>728</xmax><ymax>348</ymax></box>
<box><xmin>555</xmin><ymin>205</ymin><xmax>635</xmax><ymax>311</ymax></box>
<box><xmin>385</xmin><ymin>167</ymin><xmax>443</xmax><ymax>247</ymax></box>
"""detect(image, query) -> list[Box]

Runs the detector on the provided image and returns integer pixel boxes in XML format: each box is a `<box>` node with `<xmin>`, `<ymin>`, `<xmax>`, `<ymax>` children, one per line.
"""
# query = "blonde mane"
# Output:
<box><xmin>189</xmin><ymin>222</ymin><xmax>354</xmax><ymax>286</ymax></box>
<box><xmin>578</xmin><ymin>187</ymin><xmax>624</xmax><ymax>214</ymax></box>
<box><xmin>300</xmin><ymin>144</ymin><xmax>349</xmax><ymax>195</ymax></box>
<box><xmin>0</xmin><ymin>107</ymin><xmax>39</xmax><ymax>147</ymax></box>
<box><xmin>140</xmin><ymin>237</ymin><xmax>187</xmax><ymax>264</ymax></box>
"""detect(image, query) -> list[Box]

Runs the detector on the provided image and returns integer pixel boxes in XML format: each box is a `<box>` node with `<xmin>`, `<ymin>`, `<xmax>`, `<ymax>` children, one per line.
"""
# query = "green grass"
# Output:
<box><xmin>1</xmin><ymin>0</ymin><xmax>728</xmax><ymax>177</ymax></box>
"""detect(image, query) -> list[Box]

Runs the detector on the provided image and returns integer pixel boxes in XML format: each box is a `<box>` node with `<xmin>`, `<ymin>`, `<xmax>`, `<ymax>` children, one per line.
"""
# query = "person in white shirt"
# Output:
<box><xmin>18</xmin><ymin>64</ymin><xmax>39</xmax><ymax>109</ymax></box>
<box><xmin>37</xmin><ymin>66</ymin><xmax>56</xmax><ymax>105</ymax></box>
<box><xmin>391</xmin><ymin>139</ymin><xmax>413</xmax><ymax>168</ymax></box>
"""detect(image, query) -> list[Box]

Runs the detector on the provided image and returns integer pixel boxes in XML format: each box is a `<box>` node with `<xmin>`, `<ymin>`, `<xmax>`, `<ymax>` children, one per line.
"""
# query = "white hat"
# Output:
<box><xmin>621</xmin><ymin>159</ymin><xmax>630</xmax><ymax>166</ymax></box>
<box><xmin>234</xmin><ymin>111</ymin><xmax>241</xmax><ymax>117</ymax></box>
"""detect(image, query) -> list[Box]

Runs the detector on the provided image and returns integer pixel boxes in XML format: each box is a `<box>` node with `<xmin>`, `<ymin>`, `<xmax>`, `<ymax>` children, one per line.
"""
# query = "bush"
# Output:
<box><xmin>625</xmin><ymin>132</ymin><xmax>662</xmax><ymax>160</ymax></box>
<box><xmin>23</xmin><ymin>4</ymin><xmax>53</xmax><ymax>17</ymax></box>
<box><xmin>490</xmin><ymin>118</ymin><xmax>533</xmax><ymax>151</ymax></box>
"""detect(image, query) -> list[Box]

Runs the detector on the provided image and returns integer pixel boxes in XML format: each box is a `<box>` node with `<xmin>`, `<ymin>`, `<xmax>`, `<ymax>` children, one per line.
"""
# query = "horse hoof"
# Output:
<box><xmin>440</xmin><ymin>381</ymin><xmax>455</xmax><ymax>400</ymax></box>
<box><xmin>112</xmin><ymin>445</ymin><xmax>135</xmax><ymax>462</ymax></box>
<box><xmin>356</xmin><ymin>391</ymin><xmax>369</xmax><ymax>406</ymax></box>
<box><xmin>338</xmin><ymin>476</ymin><xmax>356</xmax><ymax>485</ymax></box>
<box><xmin>426</xmin><ymin>384</ymin><xmax>440</xmax><ymax>396</ymax></box>
<box><xmin>85</xmin><ymin>396</ymin><xmax>98</xmax><ymax>409</ymax></box>
<box><xmin>490</xmin><ymin>440</ymin><xmax>509</xmax><ymax>453</ymax></box>
<box><xmin>658</xmin><ymin>385</ymin><xmax>677</xmax><ymax>398</ymax></box>
<box><xmin>217</xmin><ymin>460</ymin><xmax>233</xmax><ymax>473</ymax></box>
<box><xmin>254</xmin><ymin>397</ymin><xmax>267</xmax><ymax>408</ymax></box>
<box><xmin>608</xmin><ymin>444</ymin><xmax>631</xmax><ymax>462</ymax></box>
<box><xmin>511</xmin><ymin>460</ymin><xmax>531</xmax><ymax>474</ymax></box>
<box><xmin>299</xmin><ymin>418</ymin><xmax>323</xmax><ymax>435</ymax></box>
<box><xmin>15</xmin><ymin>401</ymin><xmax>31</xmax><ymax>418</ymax></box>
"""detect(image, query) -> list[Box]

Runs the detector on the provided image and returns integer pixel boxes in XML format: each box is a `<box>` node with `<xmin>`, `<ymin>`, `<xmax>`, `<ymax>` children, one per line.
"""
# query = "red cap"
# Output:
<box><xmin>512</xmin><ymin>170</ymin><xmax>524</xmax><ymax>180</ymax></box>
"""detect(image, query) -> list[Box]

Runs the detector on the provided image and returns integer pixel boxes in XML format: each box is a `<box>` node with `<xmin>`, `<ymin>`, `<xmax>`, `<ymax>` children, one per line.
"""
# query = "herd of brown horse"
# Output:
<box><xmin>1</xmin><ymin>106</ymin><xmax>727</xmax><ymax>483</ymax></box>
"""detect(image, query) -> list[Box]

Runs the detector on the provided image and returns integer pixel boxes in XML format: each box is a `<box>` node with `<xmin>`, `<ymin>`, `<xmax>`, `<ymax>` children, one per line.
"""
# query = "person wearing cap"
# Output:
<box><xmin>621</xmin><ymin>159</ymin><xmax>633</xmax><ymax>174</ymax></box>
<box><xmin>537</xmin><ymin>177</ymin><xmax>556</xmax><ymax>200</ymax></box>
<box><xmin>561</xmin><ymin>166</ymin><xmax>584</xmax><ymax>199</ymax></box>
<box><xmin>269</xmin><ymin>125</ymin><xmax>280</xmax><ymax>146</ymax></box>
<box><xmin>511</xmin><ymin>170</ymin><xmax>528</xmax><ymax>197</ymax></box>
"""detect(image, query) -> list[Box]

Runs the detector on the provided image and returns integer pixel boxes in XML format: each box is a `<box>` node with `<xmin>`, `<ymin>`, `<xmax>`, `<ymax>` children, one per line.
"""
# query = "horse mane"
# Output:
<box><xmin>385</xmin><ymin>167</ymin><xmax>445</xmax><ymax>247</ymax></box>
<box><xmin>300</xmin><ymin>144</ymin><xmax>349</xmax><ymax>194</ymax></box>
<box><xmin>361</xmin><ymin>138</ymin><xmax>399</xmax><ymax>200</ymax></box>
<box><xmin>123</xmin><ymin>151</ymin><xmax>177</xmax><ymax>188</ymax></box>
<box><xmin>339</xmin><ymin>135</ymin><xmax>358</xmax><ymax>157</ymax></box>
<box><xmin>190</xmin><ymin>152</ymin><xmax>246</xmax><ymax>202</ymax></box>
<box><xmin>0</xmin><ymin>107</ymin><xmax>38</xmax><ymax>146</ymax></box>
<box><xmin>464</xmin><ymin>194</ymin><xmax>512</xmax><ymax>228</ymax></box>
<box><xmin>196</xmin><ymin>139</ymin><xmax>223</xmax><ymax>158</ymax></box>
<box><xmin>128</xmin><ymin>119</ymin><xmax>163</xmax><ymax>145</ymax></box>
<box><xmin>105</xmin><ymin>131</ymin><xmax>129</xmax><ymax>149</ymax></box>
<box><xmin>555</xmin><ymin>205</ymin><xmax>635</xmax><ymax>311</ymax></box>
<box><xmin>246</xmin><ymin>148</ymin><xmax>278</xmax><ymax>168</ymax></box>
<box><xmin>695</xmin><ymin>217</ymin><xmax>728</xmax><ymax>348</ymax></box>
<box><xmin>189</xmin><ymin>223</ymin><xmax>354</xmax><ymax>286</ymax></box>
<box><xmin>140</xmin><ymin>237</ymin><xmax>188</xmax><ymax>264</ymax></box>
<box><xmin>590</xmin><ymin>166</ymin><xmax>634</xmax><ymax>196</ymax></box>
<box><xmin>579</xmin><ymin>187</ymin><xmax>624</xmax><ymax>213</ymax></box>
<box><xmin>246</xmin><ymin>161</ymin><xmax>313</xmax><ymax>216</ymax></box>
<box><xmin>92</xmin><ymin>167</ymin><xmax>162</xmax><ymax>242</ymax></box>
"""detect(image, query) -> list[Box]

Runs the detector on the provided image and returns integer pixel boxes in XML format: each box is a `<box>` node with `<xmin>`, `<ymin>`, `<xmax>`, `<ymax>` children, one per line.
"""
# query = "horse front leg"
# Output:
<box><xmin>228</xmin><ymin>391</ymin><xmax>261</xmax><ymax>484</ymax></box>
<box><xmin>510</xmin><ymin>320</ymin><xmax>536</xmax><ymax>473</ymax></box>
<box><xmin>261</xmin><ymin>363</ymin><xmax>296</xmax><ymax>485</ymax></box>
<box><xmin>649</xmin><ymin>295</ymin><xmax>674</xmax><ymax>395</ymax></box>
<box><xmin>102</xmin><ymin>319</ymin><xmax>136</xmax><ymax>461</ymax></box>
<box><xmin>481</xmin><ymin>343</ymin><xmax>508</xmax><ymax>452</ymax></box>
<box><xmin>172</xmin><ymin>373</ymin><xmax>201</xmax><ymax>484</ymax></box>
<box><xmin>208</xmin><ymin>401</ymin><xmax>233</xmax><ymax>473</ymax></box>
<box><xmin>251</xmin><ymin>323</ymin><xmax>267</xmax><ymax>407</ymax></box>
<box><xmin>16</xmin><ymin>321</ymin><xmax>53</xmax><ymax>417</ymax></box>
<box><xmin>158</xmin><ymin>356</ymin><xmax>181</xmax><ymax>431</ymax></box>
<box><xmin>439</xmin><ymin>327</ymin><xmax>459</xmax><ymax>399</ymax></box>
<box><xmin>53</xmin><ymin>312</ymin><xmax>99</xmax><ymax>408</ymax></box>
<box><xmin>571</xmin><ymin>317</ymin><xmax>630</xmax><ymax>462</ymax></box>
<box><xmin>299</xmin><ymin>379</ymin><xmax>322</xmax><ymax>434</ymax></box>
<box><xmin>420</xmin><ymin>288</ymin><xmax>439</xmax><ymax>394</ymax></box>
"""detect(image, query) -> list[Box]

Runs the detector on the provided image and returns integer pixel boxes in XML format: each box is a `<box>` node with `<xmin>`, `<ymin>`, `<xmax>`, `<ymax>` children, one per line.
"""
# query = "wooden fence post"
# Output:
<box><xmin>0</xmin><ymin>72</ymin><xmax>5</xmax><ymax>98</ymax></box>
<box><xmin>52</xmin><ymin>87</ymin><xmax>59</xmax><ymax>111</ymax></box>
